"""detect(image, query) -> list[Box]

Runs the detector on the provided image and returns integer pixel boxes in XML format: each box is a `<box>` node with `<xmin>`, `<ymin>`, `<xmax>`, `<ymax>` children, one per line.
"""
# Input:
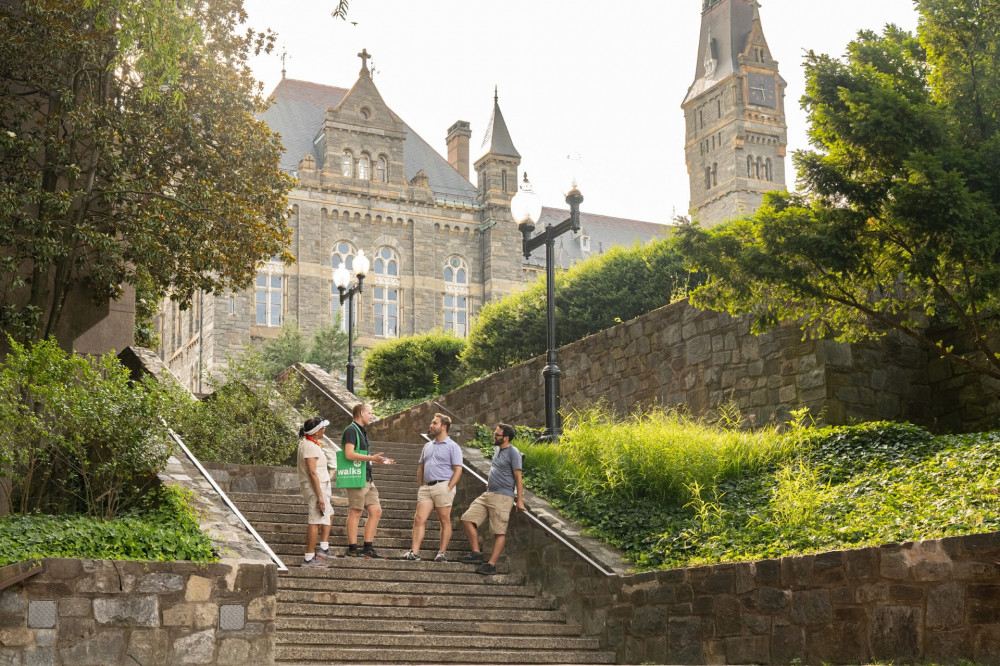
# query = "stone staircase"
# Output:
<box><xmin>229</xmin><ymin>439</ymin><xmax>616</xmax><ymax>664</ymax></box>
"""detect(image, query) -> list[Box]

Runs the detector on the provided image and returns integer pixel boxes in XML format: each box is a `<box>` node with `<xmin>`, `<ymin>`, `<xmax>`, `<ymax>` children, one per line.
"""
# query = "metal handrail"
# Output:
<box><xmin>164</xmin><ymin>424</ymin><xmax>288</xmax><ymax>572</ymax></box>
<box><xmin>423</xmin><ymin>434</ymin><xmax>616</xmax><ymax>577</ymax></box>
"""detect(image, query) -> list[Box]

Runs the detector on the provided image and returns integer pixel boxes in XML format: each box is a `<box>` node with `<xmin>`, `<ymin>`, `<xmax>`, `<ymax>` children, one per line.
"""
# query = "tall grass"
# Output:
<box><xmin>525</xmin><ymin>406</ymin><xmax>800</xmax><ymax>505</ymax></box>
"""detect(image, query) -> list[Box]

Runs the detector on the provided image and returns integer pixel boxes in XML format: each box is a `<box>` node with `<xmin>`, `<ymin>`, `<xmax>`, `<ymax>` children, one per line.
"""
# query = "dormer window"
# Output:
<box><xmin>581</xmin><ymin>235</ymin><xmax>591</xmax><ymax>252</ymax></box>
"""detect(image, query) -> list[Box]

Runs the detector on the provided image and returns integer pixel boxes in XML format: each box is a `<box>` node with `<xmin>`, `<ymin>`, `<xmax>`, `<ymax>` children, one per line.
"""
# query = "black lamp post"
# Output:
<box><xmin>333</xmin><ymin>249</ymin><xmax>370</xmax><ymax>394</ymax></box>
<box><xmin>510</xmin><ymin>173</ymin><xmax>583</xmax><ymax>440</ymax></box>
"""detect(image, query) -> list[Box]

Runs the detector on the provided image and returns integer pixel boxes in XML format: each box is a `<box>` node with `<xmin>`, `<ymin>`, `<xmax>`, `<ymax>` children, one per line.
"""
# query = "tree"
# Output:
<box><xmin>306</xmin><ymin>318</ymin><xmax>351</xmax><ymax>375</ymax></box>
<box><xmin>363</xmin><ymin>330</ymin><xmax>467</xmax><ymax>400</ymax></box>
<box><xmin>462</xmin><ymin>237</ymin><xmax>700</xmax><ymax>375</ymax></box>
<box><xmin>258</xmin><ymin>319</ymin><xmax>351</xmax><ymax>377</ymax></box>
<box><xmin>677</xmin><ymin>1</ymin><xmax>1000</xmax><ymax>380</ymax></box>
<box><xmin>0</xmin><ymin>0</ymin><xmax>294</xmax><ymax>347</ymax></box>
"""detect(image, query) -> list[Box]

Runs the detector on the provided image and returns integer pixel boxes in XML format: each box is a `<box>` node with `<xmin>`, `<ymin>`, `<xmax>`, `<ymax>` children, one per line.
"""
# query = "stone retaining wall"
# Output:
<box><xmin>369</xmin><ymin>299</ymin><xmax>953</xmax><ymax>444</ymax></box>
<box><xmin>0</xmin><ymin>558</ymin><xmax>276</xmax><ymax>666</ymax></box>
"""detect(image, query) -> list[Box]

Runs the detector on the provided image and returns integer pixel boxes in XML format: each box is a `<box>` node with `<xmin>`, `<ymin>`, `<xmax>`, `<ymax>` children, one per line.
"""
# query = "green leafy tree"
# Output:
<box><xmin>462</xmin><ymin>237</ymin><xmax>699</xmax><ymax>374</ymax></box>
<box><xmin>0</xmin><ymin>0</ymin><xmax>293</xmax><ymax>346</ymax></box>
<box><xmin>258</xmin><ymin>317</ymin><xmax>351</xmax><ymax>377</ymax></box>
<box><xmin>677</xmin><ymin>1</ymin><xmax>1000</xmax><ymax>380</ymax></box>
<box><xmin>306</xmin><ymin>318</ymin><xmax>351</xmax><ymax>375</ymax></box>
<box><xmin>363</xmin><ymin>330</ymin><xmax>467</xmax><ymax>400</ymax></box>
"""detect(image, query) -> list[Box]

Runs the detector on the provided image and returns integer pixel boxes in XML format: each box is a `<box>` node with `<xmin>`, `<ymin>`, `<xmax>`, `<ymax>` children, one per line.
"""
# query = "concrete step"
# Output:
<box><xmin>276</xmin><ymin>615</ymin><xmax>584</xmax><ymax>636</ymax></box>
<box><xmin>277</xmin><ymin>631</ymin><xmax>601</xmax><ymax>650</ymax></box>
<box><xmin>245</xmin><ymin>516</ymin><xmax>440</xmax><ymax>532</ymax></box>
<box><xmin>276</xmin><ymin>602</ymin><xmax>565</xmax><ymax>623</ymax></box>
<box><xmin>278</xmin><ymin>556</ymin><xmax>506</xmax><ymax>575</ymax></box>
<box><xmin>279</xmin><ymin>577</ymin><xmax>538</xmax><ymax>598</ymax></box>
<box><xmin>274</xmin><ymin>645</ymin><xmax>616</xmax><ymax>664</ymax></box>
<box><xmin>265</xmin><ymin>543</ymin><xmax>481</xmax><ymax>562</ymax></box>
<box><xmin>256</xmin><ymin>528</ymin><xmax>464</xmax><ymax>546</ymax></box>
<box><xmin>279</xmin><ymin>564</ymin><xmax>522</xmax><ymax>585</ymax></box>
<box><xmin>276</xmin><ymin>589</ymin><xmax>555</xmax><ymax>610</ymax></box>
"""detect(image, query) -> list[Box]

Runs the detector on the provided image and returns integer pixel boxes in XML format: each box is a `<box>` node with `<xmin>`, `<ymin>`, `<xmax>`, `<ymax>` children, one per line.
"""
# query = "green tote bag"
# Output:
<box><xmin>336</xmin><ymin>423</ymin><xmax>367</xmax><ymax>489</ymax></box>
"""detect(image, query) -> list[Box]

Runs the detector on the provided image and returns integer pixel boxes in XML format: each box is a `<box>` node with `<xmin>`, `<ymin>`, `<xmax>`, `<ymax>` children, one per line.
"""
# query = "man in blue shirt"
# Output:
<box><xmin>400</xmin><ymin>413</ymin><xmax>463</xmax><ymax>561</ymax></box>
<box><xmin>458</xmin><ymin>423</ymin><xmax>524</xmax><ymax>575</ymax></box>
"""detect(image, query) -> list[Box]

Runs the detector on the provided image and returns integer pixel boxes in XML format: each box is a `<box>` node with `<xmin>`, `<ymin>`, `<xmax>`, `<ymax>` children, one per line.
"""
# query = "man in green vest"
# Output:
<box><xmin>342</xmin><ymin>402</ymin><xmax>394</xmax><ymax>558</ymax></box>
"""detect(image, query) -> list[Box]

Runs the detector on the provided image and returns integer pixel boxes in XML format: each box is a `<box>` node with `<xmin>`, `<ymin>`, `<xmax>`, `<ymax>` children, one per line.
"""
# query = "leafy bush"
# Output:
<box><xmin>259</xmin><ymin>319</ymin><xmax>351</xmax><ymax>377</ymax></box>
<box><xmin>362</xmin><ymin>329</ymin><xmax>467</xmax><ymax>400</ymax></box>
<box><xmin>0</xmin><ymin>485</ymin><xmax>217</xmax><ymax>565</ymax></box>
<box><xmin>0</xmin><ymin>337</ymin><xmax>177</xmax><ymax>519</ymax></box>
<box><xmin>496</xmin><ymin>407</ymin><xmax>1000</xmax><ymax>570</ymax></box>
<box><xmin>462</xmin><ymin>237</ymin><xmax>702</xmax><ymax>374</ymax></box>
<box><xmin>170</xmin><ymin>351</ymin><xmax>306</xmax><ymax>465</ymax></box>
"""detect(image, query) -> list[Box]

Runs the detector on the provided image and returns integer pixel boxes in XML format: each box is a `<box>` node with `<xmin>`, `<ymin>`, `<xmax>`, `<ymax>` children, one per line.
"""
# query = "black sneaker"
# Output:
<box><xmin>475</xmin><ymin>562</ymin><xmax>497</xmax><ymax>575</ymax></box>
<box><xmin>363</xmin><ymin>548</ymin><xmax>384</xmax><ymax>559</ymax></box>
<box><xmin>344</xmin><ymin>548</ymin><xmax>359</xmax><ymax>557</ymax></box>
<box><xmin>457</xmin><ymin>552</ymin><xmax>483</xmax><ymax>564</ymax></box>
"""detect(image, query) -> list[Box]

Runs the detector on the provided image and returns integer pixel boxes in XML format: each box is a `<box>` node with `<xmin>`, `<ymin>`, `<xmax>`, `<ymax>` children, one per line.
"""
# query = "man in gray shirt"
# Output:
<box><xmin>401</xmin><ymin>413</ymin><xmax>463</xmax><ymax>561</ymax></box>
<box><xmin>458</xmin><ymin>423</ymin><xmax>525</xmax><ymax>575</ymax></box>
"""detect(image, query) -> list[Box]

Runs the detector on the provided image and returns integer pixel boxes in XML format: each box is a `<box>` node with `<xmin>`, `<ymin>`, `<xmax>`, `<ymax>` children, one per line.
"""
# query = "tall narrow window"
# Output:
<box><xmin>373</xmin><ymin>287</ymin><xmax>399</xmax><ymax>337</ymax></box>
<box><xmin>376</xmin><ymin>156</ymin><xmax>388</xmax><ymax>183</ymax></box>
<box><xmin>331</xmin><ymin>241</ymin><xmax>357</xmax><ymax>331</ymax></box>
<box><xmin>712</xmin><ymin>163</ymin><xmax>718</xmax><ymax>187</ymax></box>
<box><xmin>358</xmin><ymin>154</ymin><xmax>370</xmax><ymax>180</ymax></box>
<box><xmin>756</xmin><ymin>157</ymin><xmax>763</xmax><ymax>180</ymax></box>
<box><xmin>443</xmin><ymin>256</ymin><xmax>469</xmax><ymax>337</ymax></box>
<box><xmin>765</xmin><ymin>158</ymin><xmax>773</xmax><ymax>181</ymax></box>
<box><xmin>705</xmin><ymin>167</ymin><xmax>712</xmax><ymax>190</ymax></box>
<box><xmin>747</xmin><ymin>155</ymin><xmax>754</xmax><ymax>178</ymax></box>
<box><xmin>717</xmin><ymin>99</ymin><xmax>722</xmax><ymax>118</ymax></box>
<box><xmin>255</xmin><ymin>274</ymin><xmax>282</xmax><ymax>327</ymax></box>
<box><xmin>501</xmin><ymin>169</ymin><xmax>508</xmax><ymax>192</ymax></box>
<box><xmin>341</xmin><ymin>151</ymin><xmax>353</xmax><ymax>177</ymax></box>
<box><xmin>227</xmin><ymin>295</ymin><xmax>235</xmax><ymax>315</ymax></box>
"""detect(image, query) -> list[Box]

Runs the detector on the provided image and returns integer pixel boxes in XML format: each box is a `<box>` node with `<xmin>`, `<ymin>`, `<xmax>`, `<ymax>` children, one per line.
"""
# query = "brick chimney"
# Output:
<box><xmin>446</xmin><ymin>120</ymin><xmax>472</xmax><ymax>180</ymax></box>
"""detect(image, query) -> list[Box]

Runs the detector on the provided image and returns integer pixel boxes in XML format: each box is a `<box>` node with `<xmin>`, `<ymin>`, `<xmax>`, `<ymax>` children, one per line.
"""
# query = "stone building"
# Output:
<box><xmin>684</xmin><ymin>0</ymin><xmax>788</xmax><ymax>226</ymax></box>
<box><xmin>157</xmin><ymin>52</ymin><xmax>670</xmax><ymax>391</ymax></box>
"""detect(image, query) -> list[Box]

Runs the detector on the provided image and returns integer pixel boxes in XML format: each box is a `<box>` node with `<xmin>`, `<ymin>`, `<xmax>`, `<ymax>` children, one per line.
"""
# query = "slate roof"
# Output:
<box><xmin>527</xmin><ymin>207</ymin><xmax>674</xmax><ymax>271</ymax></box>
<box><xmin>260</xmin><ymin>78</ymin><xmax>480</xmax><ymax>207</ymax></box>
<box><xmin>479</xmin><ymin>95</ymin><xmax>520</xmax><ymax>160</ymax></box>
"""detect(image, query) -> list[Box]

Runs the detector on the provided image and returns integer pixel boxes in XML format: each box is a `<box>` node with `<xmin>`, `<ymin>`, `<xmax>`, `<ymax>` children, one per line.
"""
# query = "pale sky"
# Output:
<box><xmin>243</xmin><ymin>0</ymin><xmax>920</xmax><ymax>224</ymax></box>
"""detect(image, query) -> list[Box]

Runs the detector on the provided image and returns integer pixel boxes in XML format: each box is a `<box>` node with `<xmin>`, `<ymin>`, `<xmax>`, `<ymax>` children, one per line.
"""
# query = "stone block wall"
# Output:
<box><xmin>369</xmin><ymin>299</ymin><xmax>947</xmax><ymax>443</ymax></box>
<box><xmin>0</xmin><ymin>558</ymin><xmax>276</xmax><ymax>666</ymax></box>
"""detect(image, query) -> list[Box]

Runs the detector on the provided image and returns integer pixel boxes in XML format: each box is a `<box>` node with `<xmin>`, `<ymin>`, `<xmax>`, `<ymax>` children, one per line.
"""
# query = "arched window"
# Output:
<box><xmin>756</xmin><ymin>157</ymin><xmax>763</xmax><ymax>180</ymax></box>
<box><xmin>358</xmin><ymin>154</ymin><xmax>370</xmax><ymax>180</ymax></box>
<box><xmin>765</xmin><ymin>158</ymin><xmax>773</xmax><ymax>182</ymax></box>
<box><xmin>443</xmin><ymin>256</ymin><xmax>469</xmax><ymax>337</ymax></box>
<box><xmin>376</xmin><ymin>156</ymin><xmax>388</xmax><ymax>183</ymax></box>
<box><xmin>747</xmin><ymin>155</ymin><xmax>754</xmax><ymax>178</ymax></box>
<box><xmin>705</xmin><ymin>167</ymin><xmax>712</xmax><ymax>190</ymax></box>
<box><xmin>341</xmin><ymin>151</ymin><xmax>353</xmax><ymax>177</ymax></box>
<box><xmin>331</xmin><ymin>241</ymin><xmax>357</xmax><ymax>332</ymax></box>
<box><xmin>373</xmin><ymin>247</ymin><xmax>399</xmax><ymax>277</ymax></box>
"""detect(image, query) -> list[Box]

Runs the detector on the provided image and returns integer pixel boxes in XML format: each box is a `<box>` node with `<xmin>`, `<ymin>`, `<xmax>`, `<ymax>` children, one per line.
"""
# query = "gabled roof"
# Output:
<box><xmin>526</xmin><ymin>207</ymin><xmax>673</xmax><ymax>270</ymax></box>
<box><xmin>479</xmin><ymin>92</ymin><xmax>520</xmax><ymax>160</ymax></box>
<box><xmin>260</xmin><ymin>78</ymin><xmax>480</xmax><ymax>207</ymax></box>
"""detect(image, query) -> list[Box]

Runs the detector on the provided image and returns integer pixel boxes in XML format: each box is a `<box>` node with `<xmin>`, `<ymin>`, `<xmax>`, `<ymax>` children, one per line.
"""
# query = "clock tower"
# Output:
<box><xmin>682</xmin><ymin>0</ymin><xmax>787</xmax><ymax>227</ymax></box>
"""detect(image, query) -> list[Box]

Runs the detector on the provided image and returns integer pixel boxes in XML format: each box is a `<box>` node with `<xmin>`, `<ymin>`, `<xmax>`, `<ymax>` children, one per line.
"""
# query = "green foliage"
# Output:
<box><xmin>462</xmin><ymin>237</ymin><xmax>701</xmax><ymax>374</ymax></box>
<box><xmin>0</xmin><ymin>337</ymin><xmax>177</xmax><ymax>519</ymax></box>
<box><xmin>362</xmin><ymin>329</ymin><xmax>467</xmax><ymax>400</ymax></box>
<box><xmin>370</xmin><ymin>396</ymin><xmax>433</xmax><ymax>419</ymax></box>
<box><xmin>0</xmin><ymin>0</ymin><xmax>293</xmax><ymax>345</ymax></box>
<box><xmin>170</xmin><ymin>350</ymin><xmax>305</xmax><ymax>465</ymax></box>
<box><xmin>500</xmin><ymin>407</ymin><xmax>1000</xmax><ymax>570</ymax></box>
<box><xmin>258</xmin><ymin>319</ymin><xmax>352</xmax><ymax>378</ymax></box>
<box><xmin>0</xmin><ymin>484</ymin><xmax>217</xmax><ymax>566</ymax></box>
<box><xmin>677</xmin><ymin>3</ymin><xmax>1000</xmax><ymax>380</ymax></box>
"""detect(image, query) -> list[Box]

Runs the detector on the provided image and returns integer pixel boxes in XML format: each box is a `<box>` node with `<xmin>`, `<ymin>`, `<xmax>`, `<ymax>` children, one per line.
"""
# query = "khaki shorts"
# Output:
<box><xmin>304</xmin><ymin>482</ymin><xmax>333</xmax><ymax>525</ymax></box>
<box><xmin>417</xmin><ymin>482</ymin><xmax>456</xmax><ymax>508</ymax></box>
<box><xmin>346</xmin><ymin>481</ymin><xmax>380</xmax><ymax>511</ymax></box>
<box><xmin>461</xmin><ymin>492</ymin><xmax>515</xmax><ymax>535</ymax></box>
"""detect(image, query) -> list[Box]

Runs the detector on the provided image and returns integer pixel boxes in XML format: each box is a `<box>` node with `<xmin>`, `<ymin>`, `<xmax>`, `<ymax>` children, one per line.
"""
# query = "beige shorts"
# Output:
<box><xmin>346</xmin><ymin>481</ymin><xmax>380</xmax><ymax>511</ymax></box>
<box><xmin>417</xmin><ymin>482</ymin><xmax>456</xmax><ymax>508</ymax></box>
<box><xmin>304</xmin><ymin>483</ymin><xmax>333</xmax><ymax>525</ymax></box>
<box><xmin>461</xmin><ymin>492</ymin><xmax>515</xmax><ymax>535</ymax></box>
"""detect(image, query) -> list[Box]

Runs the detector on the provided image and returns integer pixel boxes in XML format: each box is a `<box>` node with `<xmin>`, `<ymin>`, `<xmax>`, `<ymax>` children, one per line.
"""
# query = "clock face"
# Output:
<box><xmin>747</xmin><ymin>71</ymin><xmax>777</xmax><ymax>108</ymax></box>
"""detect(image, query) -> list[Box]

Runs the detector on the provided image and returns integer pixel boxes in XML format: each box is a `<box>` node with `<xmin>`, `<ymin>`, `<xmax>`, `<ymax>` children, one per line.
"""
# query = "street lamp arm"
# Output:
<box><xmin>337</xmin><ymin>274</ymin><xmax>365</xmax><ymax>305</ymax></box>
<box><xmin>520</xmin><ymin>190</ymin><xmax>584</xmax><ymax>258</ymax></box>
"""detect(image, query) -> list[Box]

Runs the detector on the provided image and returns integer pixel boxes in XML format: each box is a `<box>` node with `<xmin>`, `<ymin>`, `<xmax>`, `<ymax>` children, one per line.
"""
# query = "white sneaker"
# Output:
<box><xmin>434</xmin><ymin>552</ymin><xmax>447</xmax><ymax>562</ymax></box>
<box><xmin>400</xmin><ymin>550</ymin><xmax>420</xmax><ymax>561</ymax></box>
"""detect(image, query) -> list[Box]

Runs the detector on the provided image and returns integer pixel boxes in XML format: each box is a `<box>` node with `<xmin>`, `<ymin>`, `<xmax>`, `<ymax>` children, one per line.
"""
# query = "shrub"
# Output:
<box><xmin>0</xmin><ymin>484</ymin><xmax>217</xmax><ymax>565</ymax></box>
<box><xmin>0</xmin><ymin>337</ymin><xmax>177</xmax><ymax>519</ymax></box>
<box><xmin>258</xmin><ymin>319</ymin><xmax>351</xmax><ymax>377</ymax></box>
<box><xmin>462</xmin><ymin>236</ymin><xmax>702</xmax><ymax>374</ymax></box>
<box><xmin>362</xmin><ymin>329</ymin><xmax>467</xmax><ymax>400</ymax></box>
<box><xmin>170</xmin><ymin>350</ymin><xmax>306</xmax><ymax>465</ymax></box>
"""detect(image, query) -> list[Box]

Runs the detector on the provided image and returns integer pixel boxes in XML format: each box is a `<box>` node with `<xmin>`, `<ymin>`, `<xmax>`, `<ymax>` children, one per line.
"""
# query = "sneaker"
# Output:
<box><xmin>433</xmin><ymin>552</ymin><xmax>447</xmax><ymax>562</ymax></box>
<box><xmin>301</xmin><ymin>558</ymin><xmax>329</xmax><ymax>568</ymax></box>
<box><xmin>400</xmin><ymin>550</ymin><xmax>420</xmax><ymax>561</ymax></box>
<box><xmin>363</xmin><ymin>548</ymin><xmax>384</xmax><ymax>559</ymax></box>
<box><xmin>457</xmin><ymin>552</ymin><xmax>483</xmax><ymax>564</ymax></box>
<box><xmin>344</xmin><ymin>547</ymin><xmax>359</xmax><ymax>557</ymax></box>
<box><xmin>315</xmin><ymin>547</ymin><xmax>336</xmax><ymax>559</ymax></box>
<box><xmin>475</xmin><ymin>562</ymin><xmax>497</xmax><ymax>575</ymax></box>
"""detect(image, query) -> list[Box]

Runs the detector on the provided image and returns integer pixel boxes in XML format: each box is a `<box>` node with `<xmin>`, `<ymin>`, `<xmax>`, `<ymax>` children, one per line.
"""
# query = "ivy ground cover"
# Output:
<box><xmin>477</xmin><ymin>410</ymin><xmax>1000</xmax><ymax>570</ymax></box>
